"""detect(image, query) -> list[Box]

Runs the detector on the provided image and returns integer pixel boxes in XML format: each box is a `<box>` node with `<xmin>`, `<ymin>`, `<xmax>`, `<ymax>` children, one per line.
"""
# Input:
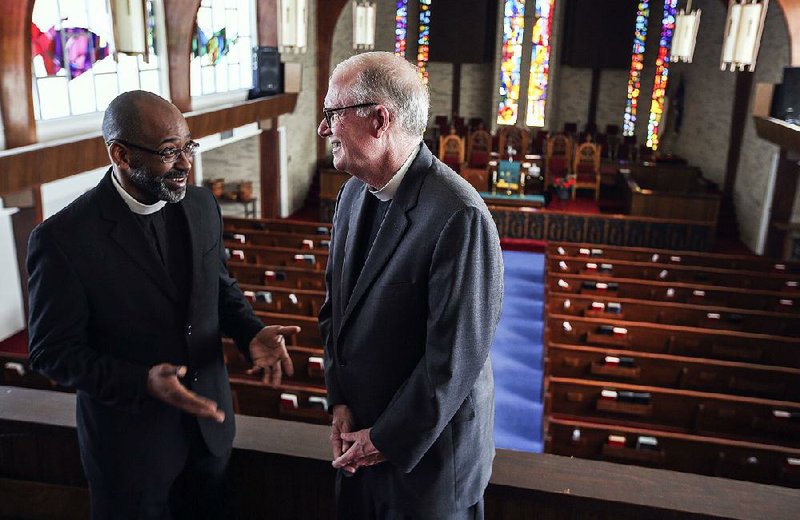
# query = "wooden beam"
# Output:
<box><xmin>163</xmin><ymin>0</ymin><xmax>201</xmax><ymax>112</ymax></box>
<box><xmin>4</xmin><ymin>386</ymin><xmax>800</xmax><ymax>520</ymax></box>
<box><xmin>257</xmin><ymin>0</ymin><xmax>279</xmax><ymax>47</ymax></box>
<box><xmin>0</xmin><ymin>94</ymin><xmax>298</xmax><ymax>196</ymax></box>
<box><xmin>316</xmin><ymin>0</ymin><xmax>350</xmax><ymax>161</ymax></box>
<box><xmin>0</xmin><ymin>0</ymin><xmax>37</xmax><ymax>149</ymax></box>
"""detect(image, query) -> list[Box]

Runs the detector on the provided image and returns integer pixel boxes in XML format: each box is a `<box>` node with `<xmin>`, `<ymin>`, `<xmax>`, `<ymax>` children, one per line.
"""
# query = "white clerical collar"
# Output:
<box><xmin>369</xmin><ymin>143</ymin><xmax>421</xmax><ymax>201</ymax></box>
<box><xmin>111</xmin><ymin>170</ymin><xmax>167</xmax><ymax>215</ymax></box>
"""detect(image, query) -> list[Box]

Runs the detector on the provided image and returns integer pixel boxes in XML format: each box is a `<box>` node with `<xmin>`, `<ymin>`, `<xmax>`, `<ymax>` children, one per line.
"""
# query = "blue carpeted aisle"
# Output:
<box><xmin>491</xmin><ymin>250</ymin><xmax>544</xmax><ymax>453</ymax></box>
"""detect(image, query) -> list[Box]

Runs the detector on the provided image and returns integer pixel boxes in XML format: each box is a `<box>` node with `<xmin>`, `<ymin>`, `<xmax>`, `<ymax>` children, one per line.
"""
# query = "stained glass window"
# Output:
<box><xmin>190</xmin><ymin>0</ymin><xmax>254</xmax><ymax>97</ymax></box>
<box><xmin>525</xmin><ymin>0</ymin><xmax>554</xmax><ymax>127</ymax></box>
<box><xmin>497</xmin><ymin>0</ymin><xmax>526</xmax><ymax>126</ymax></box>
<box><xmin>416</xmin><ymin>0</ymin><xmax>432</xmax><ymax>83</ymax></box>
<box><xmin>394</xmin><ymin>0</ymin><xmax>409</xmax><ymax>57</ymax></box>
<box><xmin>646</xmin><ymin>0</ymin><xmax>677</xmax><ymax>150</ymax></box>
<box><xmin>623</xmin><ymin>0</ymin><xmax>650</xmax><ymax>137</ymax></box>
<box><xmin>31</xmin><ymin>0</ymin><xmax>161</xmax><ymax>121</ymax></box>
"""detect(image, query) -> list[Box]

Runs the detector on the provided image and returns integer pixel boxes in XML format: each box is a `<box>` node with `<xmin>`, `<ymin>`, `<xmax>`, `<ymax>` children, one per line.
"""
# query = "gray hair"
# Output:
<box><xmin>332</xmin><ymin>52</ymin><xmax>429</xmax><ymax>137</ymax></box>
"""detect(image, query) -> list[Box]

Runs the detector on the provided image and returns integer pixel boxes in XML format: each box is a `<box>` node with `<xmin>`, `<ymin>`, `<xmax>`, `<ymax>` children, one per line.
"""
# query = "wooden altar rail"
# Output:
<box><xmin>488</xmin><ymin>205</ymin><xmax>717</xmax><ymax>251</ymax></box>
<box><xmin>323</xmin><ymin>199</ymin><xmax>718</xmax><ymax>252</ymax></box>
<box><xmin>1</xmin><ymin>386</ymin><xmax>798</xmax><ymax>519</ymax></box>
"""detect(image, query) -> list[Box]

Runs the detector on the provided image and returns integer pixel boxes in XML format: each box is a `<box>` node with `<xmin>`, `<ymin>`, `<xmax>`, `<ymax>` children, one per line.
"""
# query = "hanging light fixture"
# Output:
<box><xmin>671</xmin><ymin>0</ymin><xmax>701</xmax><ymax>63</ymax></box>
<box><xmin>278</xmin><ymin>0</ymin><xmax>308</xmax><ymax>53</ymax></box>
<box><xmin>353</xmin><ymin>1</ymin><xmax>377</xmax><ymax>50</ymax></box>
<box><xmin>109</xmin><ymin>0</ymin><xmax>149</xmax><ymax>61</ymax></box>
<box><xmin>720</xmin><ymin>0</ymin><xmax>769</xmax><ymax>72</ymax></box>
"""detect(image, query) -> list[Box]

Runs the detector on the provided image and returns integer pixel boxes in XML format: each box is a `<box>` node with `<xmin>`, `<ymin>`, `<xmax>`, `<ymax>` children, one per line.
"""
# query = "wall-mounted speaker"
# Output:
<box><xmin>770</xmin><ymin>67</ymin><xmax>800</xmax><ymax>123</ymax></box>
<box><xmin>251</xmin><ymin>46</ymin><xmax>282</xmax><ymax>97</ymax></box>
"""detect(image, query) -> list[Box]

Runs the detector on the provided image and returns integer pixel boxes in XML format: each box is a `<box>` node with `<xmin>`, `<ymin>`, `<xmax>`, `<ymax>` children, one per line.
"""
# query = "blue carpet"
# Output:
<box><xmin>491</xmin><ymin>250</ymin><xmax>544</xmax><ymax>453</ymax></box>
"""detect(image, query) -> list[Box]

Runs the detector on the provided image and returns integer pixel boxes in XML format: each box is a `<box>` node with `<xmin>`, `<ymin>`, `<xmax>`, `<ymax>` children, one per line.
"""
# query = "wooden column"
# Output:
<box><xmin>259</xmin><ymin>118</ymin><xmax>281</xmax><ymax>218</ymax></box>
<box><xmin>316</xmin><ymin>0</ymin><xmax>350</xmax><ymax>161</ymax></box>
<box><xmin>163</xmin><ymin>0</ymin><xmax>201</xmax><ymax>112</ymax></box>
<box><xmin>257</xmin><ymin>0</ymin><xmax>279</xmax><ymax>47</ymax></box>
<box><xmin>0</xmin><ymin>0</ymin><xmax>37</xmax><ymax>149</ymax></box>
<box><xmin>723</xmin><ymin>72</ymin><xmax>754</xmax><ymax>195</ymax></box>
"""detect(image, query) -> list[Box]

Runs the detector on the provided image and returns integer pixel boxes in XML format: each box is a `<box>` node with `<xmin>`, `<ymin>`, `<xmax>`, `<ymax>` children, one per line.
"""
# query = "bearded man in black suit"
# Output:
<box><xmin>27</xmin><ymin>90</ymin><xmax>299</xmax><ymax>519</ymax></box>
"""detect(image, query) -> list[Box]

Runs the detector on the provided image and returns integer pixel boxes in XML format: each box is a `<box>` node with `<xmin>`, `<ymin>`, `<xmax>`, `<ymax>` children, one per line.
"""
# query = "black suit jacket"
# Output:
<box><xmin>319</xmin><ymin>144</ymin><xmax>504</xmax><ymax>515</ymax></box>
<box><xmin>27</xmin><ymin>170</ymin><xmax>263</xmax><ymax>486</ymax></box>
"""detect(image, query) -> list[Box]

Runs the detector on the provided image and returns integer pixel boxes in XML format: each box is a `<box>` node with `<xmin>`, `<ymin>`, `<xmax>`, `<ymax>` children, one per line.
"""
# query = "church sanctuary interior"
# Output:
<box><xmin>2</xmin><ymin>0</ymin><xmax>800</xmax><ymax>518</ymax></box>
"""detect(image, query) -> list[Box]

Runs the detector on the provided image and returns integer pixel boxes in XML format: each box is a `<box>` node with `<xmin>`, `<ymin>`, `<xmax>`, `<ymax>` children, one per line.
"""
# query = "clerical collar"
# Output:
<box><xmin>111</xmin><ymin>170</ymin><xmax>167</xmax><ymax>215</ymax></box>
<box><xmin>368</xmin><ymin>143</ymin><xmax>421</xmax><ymax>201</ymax></box>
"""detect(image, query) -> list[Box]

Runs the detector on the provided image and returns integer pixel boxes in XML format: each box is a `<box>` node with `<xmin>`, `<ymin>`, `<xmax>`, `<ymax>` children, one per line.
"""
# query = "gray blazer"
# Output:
<box><xmin>319</xmin><ymin>144</ymin><xmax>504</xmax><ymax>515</ymax></box>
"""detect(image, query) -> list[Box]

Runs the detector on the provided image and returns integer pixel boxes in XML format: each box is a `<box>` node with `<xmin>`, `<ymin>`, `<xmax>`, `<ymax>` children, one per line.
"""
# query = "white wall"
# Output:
<box><xmin>40</xmin><ymin>168</ymin><xmax>107</xmax><ymax>220</ymax></box>
<box><xmin>0</xmin><ymin>206</ymin><xmax>24</xmax><ymax>342</ymax></box>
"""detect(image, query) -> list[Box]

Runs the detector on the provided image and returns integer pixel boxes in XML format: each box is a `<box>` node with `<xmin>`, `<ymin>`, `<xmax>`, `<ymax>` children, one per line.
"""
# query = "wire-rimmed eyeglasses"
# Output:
<box><xmin>322</xmin><ymin>102</ymin><xmax>378</xmax><ymax>128</ymax></box>
<box><xmin>107</xmin><ymin>139</ymin><xmax>200</xmax><ymax>164</ymax></box>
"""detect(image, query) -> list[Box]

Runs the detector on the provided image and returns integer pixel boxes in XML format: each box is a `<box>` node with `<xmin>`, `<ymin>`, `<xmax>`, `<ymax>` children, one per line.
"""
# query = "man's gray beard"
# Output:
<box><xmin>128</xmin><ymin>165</ymin><xmax>187</xmax><ymax>203</ymax></box>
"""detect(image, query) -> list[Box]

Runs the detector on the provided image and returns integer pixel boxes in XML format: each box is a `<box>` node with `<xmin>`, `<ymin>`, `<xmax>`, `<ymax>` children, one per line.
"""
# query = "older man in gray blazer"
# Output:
<box><xmin>317</xmin><ymin>52</ymin><xmax>504</xmax><ymax>519</ymax></box>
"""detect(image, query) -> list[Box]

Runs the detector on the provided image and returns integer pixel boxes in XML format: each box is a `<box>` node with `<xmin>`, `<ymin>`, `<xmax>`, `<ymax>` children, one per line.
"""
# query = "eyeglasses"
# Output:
<box><xmin>107</xmin><ymin>139</ymin><xmax>200</xmax><ymax>164</ymax></box>
<box><xmin>322</xmin><ymin>102</ymin><xmax>378</xmax><ymax>128</ymax></box>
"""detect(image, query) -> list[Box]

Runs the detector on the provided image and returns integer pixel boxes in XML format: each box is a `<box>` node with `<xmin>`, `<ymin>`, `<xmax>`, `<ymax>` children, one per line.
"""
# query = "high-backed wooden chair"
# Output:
<box><xmin>466</xmin><ymin>129</ymin><xmax>492</xmax><ymax>168</ymax></box>
<box><xmin>531</xmin><ymin>130</ymin><xmax>549</xmax><ymax>155</ymax></box>
<box><xmin>497</xmin><ymin>126</ymin><xmax>529</xmax><ymax>161</ymax></box>
<box><xmin>438</xmin><ymin>131</ymin><xmax>465</xmax><ymax>172</ymax></box>
<box><xmin>572</xmin><ymin>141</ymin><xmax>601</xmax><ymax>201</ymax></box>
<box><xmin>460</xmin><ymin>129</ymin><xmax>492</xmax><ymax>191</ymax></box>
<box><xmin>545</xmin><ymin>133</ymin><xmax>572</xmax><ymax>187</ymax></box>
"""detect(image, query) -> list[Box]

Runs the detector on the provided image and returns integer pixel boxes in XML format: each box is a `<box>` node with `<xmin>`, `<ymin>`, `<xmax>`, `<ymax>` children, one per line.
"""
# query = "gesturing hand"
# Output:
<box><xmin>332</xmin><ymin>427</ymin><xmax>387</xmax><ymax>474</ymax></box>
<box><xmin>146</xmin><ymin>363</ymin><xmax>224</xmax><ymax>422</ymax></box>
<box><xmin>247</xmin><ymin>325</ymin><xmax>301</xmax><ymax>387</ymax></box>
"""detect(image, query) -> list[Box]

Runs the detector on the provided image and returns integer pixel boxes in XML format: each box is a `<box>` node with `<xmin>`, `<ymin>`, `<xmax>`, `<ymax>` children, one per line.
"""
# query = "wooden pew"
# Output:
<box><xmin>547</xmin><ymin>255</ymin><xmax>799</xmax><ymax>292</ymax></box>
<box><xmin>224</xmin><ymin>229</ymin><xmax>331</xmax><ymax>250</ymax></box>
<box><xmin>227</xmin><ymin>262</ymin><xmax>325</xmax><ymax>291</ymax></box>
<box><xmin>222</xmin><ymin>339</ymin><xmax>328</xmax><ymax>424</ymax></box>
<box><xmin>548</xmin><ymin>242</ymin><xmax>800</xmax><ymax>274</ymax></box>
<box><xmin>546</xmin><ymin>273</ymin><xmax>800</xmax><ymax>313</ymax></box>
<box><xmin>546</xmin><ymin>314</ymin><xmax>800</xmax><ymax>369</ymax></box>
<box><xmin>239</xmin><ymin>283</ymin><xmax>325</xmax><ymax>318</ymax></box>
<box><xmin>229</xmin><ymin>377</ymin><xmax>330</xmax><ymax>425</ymax></box>
<box><xmin>225</xmin><ymin>243</ymin><xmax>327</xmax><ymax>271</ymax></box>
<box><xmin>224</xmin><ymin>217</ymin><xmax>331</xmax><ymax>236</ymax></box>
<box><xmin>223</xmin><ymin>340</ymin><xmax>324</xmax><ymax>387</ymax></box>
<box><xmin>546</xmin><ymin>417</ymin><xmax>800</xmax><ymax>487</ymax></box>
<box><xmin>545</xmin><ymin>343</ymin><xmax>800</xmax><ymax>401</ymax></box>
<box><xmin>546</xmin><ymin>292</ymin><xmax>800</xmax><ymax>337</ymax></box>
<box><xmin>545</xmin><ymin>376</ymin><xmax>800</xmax><ymax>447</ymax></box>
<box><xmin>0</xmin><ymin>352</ymin><xmax>56</xmax><ymax>391</ymax></box>
<box><xmin>254</xmin><ymin>311</ymin><xmax>321</xmax><ymax>347</ymax></box>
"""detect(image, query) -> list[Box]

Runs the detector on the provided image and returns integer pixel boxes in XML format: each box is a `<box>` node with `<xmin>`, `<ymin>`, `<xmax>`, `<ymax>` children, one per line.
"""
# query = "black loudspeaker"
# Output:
<box><xmin>251</xmin><ymin>46</ymin><xmax>281</xmax><ymax>97</ymax></box>
<box><xmin>770</xmin><ymin>67</ymin><xmax>800</xmax><ymax>123</ymax></box>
